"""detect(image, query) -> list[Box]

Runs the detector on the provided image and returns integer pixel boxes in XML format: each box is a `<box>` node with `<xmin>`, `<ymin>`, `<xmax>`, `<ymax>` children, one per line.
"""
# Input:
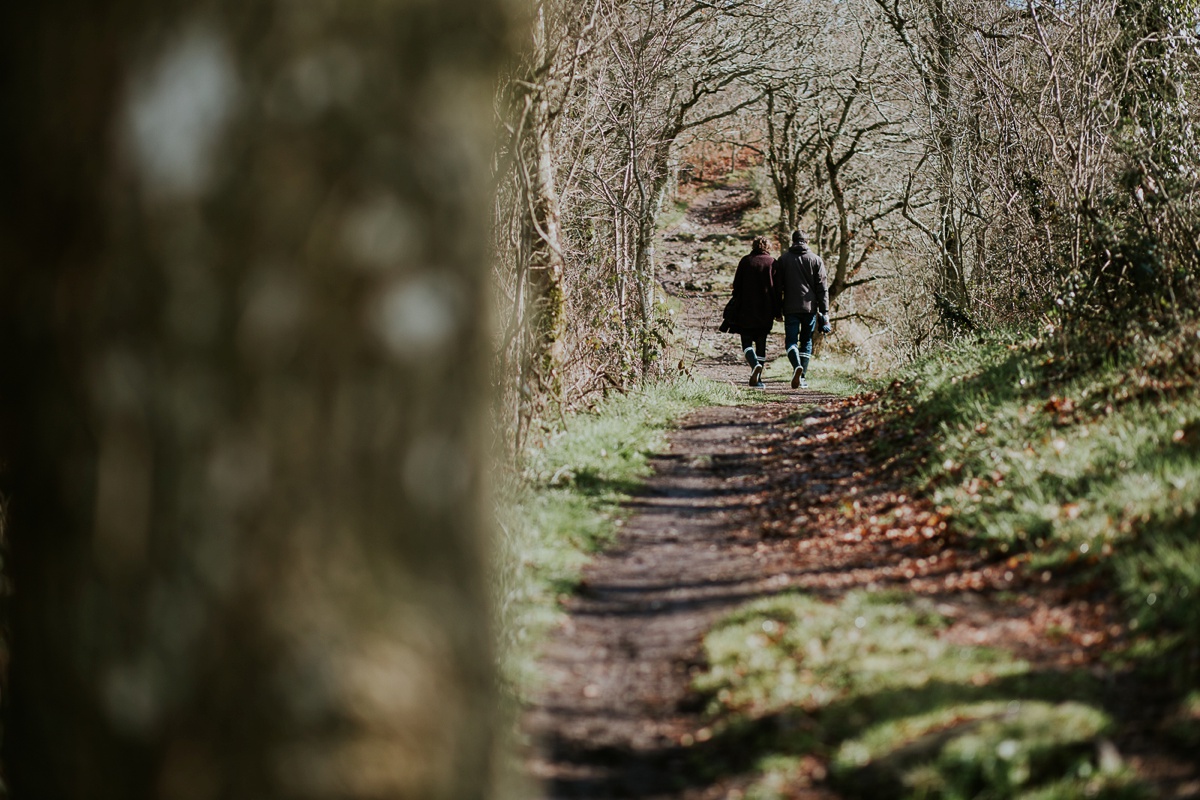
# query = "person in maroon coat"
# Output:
<box><xmin>728</xmin><ymin>236</ymin><xmax>779</xmax><ymax>388</ymax></box>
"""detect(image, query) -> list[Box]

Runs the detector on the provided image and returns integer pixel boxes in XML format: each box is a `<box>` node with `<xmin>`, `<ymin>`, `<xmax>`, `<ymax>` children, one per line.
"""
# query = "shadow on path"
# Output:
<box><xmin>522</xmin><ymin>398</ymin><xmax>832</xmax><ymax>800</ymax></box>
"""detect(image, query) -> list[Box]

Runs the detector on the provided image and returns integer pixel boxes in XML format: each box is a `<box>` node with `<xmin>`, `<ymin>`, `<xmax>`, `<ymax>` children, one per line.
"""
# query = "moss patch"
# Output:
<box><xmin>696</xmin><ymin>591</ymin><xmax>1147</xmax><ymax>799</ymax></box>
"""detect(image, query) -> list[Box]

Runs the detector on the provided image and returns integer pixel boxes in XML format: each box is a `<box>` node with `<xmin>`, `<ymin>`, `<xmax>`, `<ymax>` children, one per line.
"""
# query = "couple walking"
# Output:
<box><xmin>724</xmin><ymin>230</ymin><xmax>831</xmax><ymax>389</ymax></box>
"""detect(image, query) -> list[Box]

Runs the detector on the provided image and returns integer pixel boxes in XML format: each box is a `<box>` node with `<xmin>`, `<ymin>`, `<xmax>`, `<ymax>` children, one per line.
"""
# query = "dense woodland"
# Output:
<box><xmin>495</xmin><ymin>0</ymin><xmax>1200</xmax><ymax>449</ymax></box>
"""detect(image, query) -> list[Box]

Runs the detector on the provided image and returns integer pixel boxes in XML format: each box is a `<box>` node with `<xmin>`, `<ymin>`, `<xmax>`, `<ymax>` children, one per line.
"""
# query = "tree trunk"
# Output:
<box><xmin>634</xmin><ymin>141</ymin><xmax>675</xmax><ymax>373</ymax></box>
<box><xmin>765</xmin><ymin>93</ymin><xmax>800</xmax><ymax>249</ymax></box>
<box><xmin>824</xmin><ymin>151</ymin><xmax>853</xmax><ymax>303</ymax></box>
<box><xmin>520</xmin><ymin>3</ymin><xmax>568</xmax><ymax>399</ymax></box>
<box><xmin>930</xmin><ymin>0</ymin><xmax>970</xmax><ymax>310</ymax></box>
<box><xmin>0</xmin><ymin>1</ymin><xmax>509</xmax><ymax>797</ymax></box>
<box><xmin>873</xmin><ymin>0</ymin><xmax>971</xmax><ymax>322</ymax></box>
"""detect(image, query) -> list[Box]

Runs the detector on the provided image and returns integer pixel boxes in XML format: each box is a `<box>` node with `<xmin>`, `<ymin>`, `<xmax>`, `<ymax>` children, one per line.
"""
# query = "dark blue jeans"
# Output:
<box><xmin>784</xmin><ymin>312</ymin><xmax>817</xmax><ymax>373</ymax></box>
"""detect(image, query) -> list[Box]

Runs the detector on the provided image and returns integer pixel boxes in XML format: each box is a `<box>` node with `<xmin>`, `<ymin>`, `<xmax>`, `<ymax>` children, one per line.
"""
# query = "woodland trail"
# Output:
<box><xmin>521</xmin><ymin>399</ymin><xmax>828</xmax><ymax>799</ymax></box>
<box><xmin>522</xmin><ymin>183</ymin><xmax>837</xmax><ymax>798</ymax></box>
<box><xmin>521</xmin><ymin>184</ymin><xmax>1200</xmax><ymax>799</ymax></box>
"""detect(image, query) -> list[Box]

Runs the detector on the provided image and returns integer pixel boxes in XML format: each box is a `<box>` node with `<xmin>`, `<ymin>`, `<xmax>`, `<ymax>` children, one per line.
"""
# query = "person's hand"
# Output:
<box><xmin>819</xmin><ymin>314</ymin><xmax>832</xmax><ymax>334</ymax></box>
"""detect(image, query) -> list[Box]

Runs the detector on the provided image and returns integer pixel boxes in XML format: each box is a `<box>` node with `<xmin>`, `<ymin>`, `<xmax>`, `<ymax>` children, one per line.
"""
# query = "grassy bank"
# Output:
<box><xmin>892</xmin><ymin>326</ymin><xmax>1200</xmax><ymax>671</ymax></box>
<box><xmin>692</xmin><ymin>325</ymin><xmax>1200</xmax><ymax>799</ymax></box>
<box><xmin>494</xmin><ymin>375</ymin><xmax>745</xmax><ymax>689</ymax></box>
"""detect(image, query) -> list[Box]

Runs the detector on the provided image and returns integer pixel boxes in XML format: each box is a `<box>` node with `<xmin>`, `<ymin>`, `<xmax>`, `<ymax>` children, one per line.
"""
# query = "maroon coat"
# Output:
<box><xmin>729</xmin><ymin>251</ymin><xmax>778</xmax><ymax>332</ymax></box>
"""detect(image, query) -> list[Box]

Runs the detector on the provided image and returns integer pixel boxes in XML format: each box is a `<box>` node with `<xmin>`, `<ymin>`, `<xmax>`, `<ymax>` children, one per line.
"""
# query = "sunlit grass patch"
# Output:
<box><xmin>520</xmin><ymin>375</ymin><xmax>746</xmax><ymax>488</ymax></box>
<box><xmin>695</xmin><ymin>591</ymin><xmax>1144</xmax><ymax>799</ymax></box>
<box><xmin>743</xmin><ymin>756</ymin><xmax>816</xmax><ymax>800</ymax></box>
<box><xmin>762</xmin><ymin>345</ymin><xmax>882</xmax><ymax>397</ymax></box>
<box><xmin>495</xmin><ymin>375</ymin><xmax>744</xmax><ymax>691</ymax></box>
<box><xmin>838</xmin><ymin>701</ymin><xmax>1130</xmax><ymax>799</ymax></box>
<box><xmin>697</xmin><ymin>591</ymin><xmax>1019</xmax><ymax>718</ymax></box>
<box><xmin>658</xmin><ymin>196</ymin><xmax>691</xmax><ymax>230</ymax></box>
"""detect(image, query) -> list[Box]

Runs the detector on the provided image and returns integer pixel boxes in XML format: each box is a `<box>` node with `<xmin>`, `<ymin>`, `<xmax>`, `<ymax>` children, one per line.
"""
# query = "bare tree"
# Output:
<box><xmin>610</xmin><ymin>0</ymin><xmax>777</xmax><ymax>370</ymax></box>
<box><xmin>810</xmin><ymin>13</ymin><xmax>914</xmax><ymax>303</ymax></box>
<box><xmin>872</xmin><ymin>0</ymin><xmax>975</xmax><ymax>323</ymax></box>
<box><xmin>738</xmin><ymin>0</ymin><xmax>915</xmax><ymax>314</ymax></box>
<box><xmin>761</xmin><ymin>86</ymin><xmax>823</xmax><ymax>247</ymax></box>
<box><xmin>492</xmin><ymin>0</ymin><xmax>1200</xmax><ymax>417</ymax></box>
<box><xmin>943</xmin><ymin>0</ymin><xmax>1198</xmax><ymax>326</ymax></box>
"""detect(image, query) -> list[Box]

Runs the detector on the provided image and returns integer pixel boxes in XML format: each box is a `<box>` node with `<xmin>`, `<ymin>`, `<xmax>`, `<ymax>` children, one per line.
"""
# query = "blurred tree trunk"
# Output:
<box><xmin>0</xmin><ymin>0</ymin><xmax>509</xmax><ymax>797</ymax></box>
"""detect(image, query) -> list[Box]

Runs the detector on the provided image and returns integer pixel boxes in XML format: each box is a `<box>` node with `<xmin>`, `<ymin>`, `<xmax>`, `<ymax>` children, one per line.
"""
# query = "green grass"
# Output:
<box><xmin>761</xmin><ymin>338</ymin><xmax>884</xmax><ymax>397</ymax></box>
<box><xmin>659</xmin><ymin>196</ymin><xmax>691</xmax><ymax>231</ymax></box>
<box><xmin>494</xmin><ymin>375</ymin><xmax>745</xmax><ymax>691</ymax></box>
<box><xmin>733</xmin><ymin>167</ymin><xmax>780</xmax><ymax>238</ymax></box>
<box><xmin>881</xmin><ymin>325</ymin><xmax>1200</xmax><ymax>680</ymax></box>
<box><xmin>694</xmin><ymin>591</ymin><xmax>1146</xmax><ymax>800</ymax></box>
<box><xmin>739</xmin><ymin>203</ymin><xmax>780</xmax><ymax>239</ymax></box>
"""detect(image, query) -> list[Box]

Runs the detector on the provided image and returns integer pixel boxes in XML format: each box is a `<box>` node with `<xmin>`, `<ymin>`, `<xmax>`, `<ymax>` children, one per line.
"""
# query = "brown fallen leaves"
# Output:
<box><xmin>739</xmin><ymin>393</ymin><xmax>1125</xmax><ymax>673</ymax></box>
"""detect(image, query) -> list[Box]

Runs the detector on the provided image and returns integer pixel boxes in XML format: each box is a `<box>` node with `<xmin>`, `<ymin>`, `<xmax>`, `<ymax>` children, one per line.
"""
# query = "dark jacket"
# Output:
<box><xmin>773</xmin><ymin>242</ymin><xmax>829</xmax><ymax>316</ymax></box>
<box><xmin>729</xmin><ymin>251</ymin><xmax>778</xmax><ymax>332</ymax></box>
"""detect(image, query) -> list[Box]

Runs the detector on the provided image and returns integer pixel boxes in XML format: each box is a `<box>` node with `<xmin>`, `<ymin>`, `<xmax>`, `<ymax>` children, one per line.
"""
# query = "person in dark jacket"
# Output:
<box><xmin>729</xmin><ymin>236</ymin><xmax>778</xmax><ymax>388</ymax></box>
<box><xmin>773</xmin><ymin>230</ymin><xmax>831</xmax><ymax>389</ymax></box>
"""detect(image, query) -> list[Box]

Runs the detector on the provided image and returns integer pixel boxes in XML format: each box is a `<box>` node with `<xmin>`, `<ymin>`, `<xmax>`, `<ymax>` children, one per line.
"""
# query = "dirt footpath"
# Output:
<box><xmin>522</xmin><ymin>180</ymin><xmax>849</xmax><ymax>797</ymax></box>
<box><xmin>522</xmin><ymin>398</ymin><xmax>824</xmax><ymax>799</ymax></box>
<box><xmin>523</xmin><ymin>183</ymin><xmax>823</xmax><ymax>797</ymax></box>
